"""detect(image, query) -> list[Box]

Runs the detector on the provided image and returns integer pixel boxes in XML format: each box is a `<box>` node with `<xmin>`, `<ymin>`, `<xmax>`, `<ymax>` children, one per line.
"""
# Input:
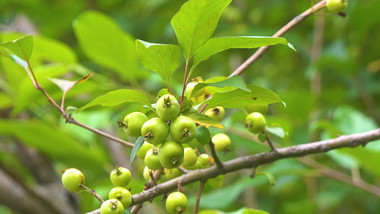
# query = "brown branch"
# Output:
<box><xmin>80</xmin><ymin>184</ymin><xmax>104</xmax><ymax>203</ymax></box>
<box><xmin>208</xmin><ymin>140</ymin><xmax>224</xmax><ymax>171</ymax></box>
<box><xmin>193</xmin><ymin>179</ymin><xmax>206</xmax><ymax>214</ymax></box>
<box><xmin>229</xmin><ymin>0</ymin><xmax>327</xmax><ymax>77</ymax></box>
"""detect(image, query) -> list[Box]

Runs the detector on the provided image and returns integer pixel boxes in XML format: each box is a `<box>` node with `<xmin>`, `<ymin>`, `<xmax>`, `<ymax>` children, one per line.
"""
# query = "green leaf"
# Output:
<box><xmin>257</xmin><ymin>171</ymin><xmax>276</xmax><ymax>186</ymax></box>
<box><xmin>34</xmin><ymin>36</ymin><xmax>77</xmax><ymax>63</ymax></box>
<box><xmin>191</xmin><ymin>75</ymin><xmax>250</xmax><ymax>97</ymax></box>
<box><xmin>73</xmin><ymin>11</ymin><xmax>140</xmax><ymax>79</ymax></box>
<box><xmin>193</xmin><ymin>36</ymin><xmax>294</xmax><ymax>70</ymax></box>
<box><xmin>130</xmin><ymin>136</ymin><xmax>144</xmax><ymax>166</ymax></box>
<box><xmin>196</xmin><ymin>126</ymin><xmax>211</xmax><ymax>145</ymax></box>
<box><xmin>171</xmin><ymin>0</ymin><xmax>232</xmax><ymax>58</ymax></box>
<box><xmin>266</xmin><ymin>126</ymin><xmax>286</xmax><ymax>138</ymax></box>
<box><xmin>49</xmin><ymin>73</ymin><xmax>93</xmax><ymax>94</ymax></box>
<box><xmin>79</xmin><ymin>89</ymin><xmax>152</xmax><ymax>112</ymax></box>
<box><xmin>203</xmin><ymin>85</ymin><xmax>282</xmax><ymax>111</ymax></box>
<box><xmin>136</xmin><ymin>40</ymin><xmax>182</xmax><ymax>84</ymax></box>
<box><xmin>0</xmin><ymin>47</ymin><xmax>11</xmax><ymax>59</ymax></box>
<box><xmin>0</xmin><ymin>35</ymin><xmax>33</xmax><ymax>60</ymax></box>
<box><xmin>207</xmin><ymin>174</ymin><xmax>224</xmax><ymax>189</ymax></box>
<box><xmin>184</xmin><ymin>113</ymin><xmax>224</xmax><ymax>129</ymax></box>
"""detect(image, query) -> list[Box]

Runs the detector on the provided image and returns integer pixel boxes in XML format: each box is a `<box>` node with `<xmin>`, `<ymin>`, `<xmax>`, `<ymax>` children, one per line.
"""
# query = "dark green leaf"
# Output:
<box><xmin>184</xmin><ymin>113</ymin><xmax>224</xmax><ymax>129</ymax></box>
<box><xmin>203</xmin><ymin>85</ymin><xmax>282</xmax><ymax>111</ymax></box>
<box><xmin>136</xmin><ymin>40</ymin><xmax>182</xmax><ymax>84</ymax></box>
<box><xmin>258</xmin><ymin>133</ymin><xmax>267</xmax><ymax>143</ymax></box>
<box><xmin>193</xmin><ymin>36</ymin><xmax>294</xmax><ymax>70</ymax></box>
<box><xmin>196</xmin><ymin>126</ymin><xmax>211</xmax><ymax>145</ymax></box>
<box><xmin>79</xmin><ymin>89</ymin><xmax>152</xmax><ymax>112</ymax></box>
<box><xmin>257</xmin><ymin>171</ymin><xmax>275</xmax><ymax>186</ymax></box>
<box><xmin>171</xmin><ymin>0</ymin><xmax>232</xmax><ymax>58</ymax></box>
<box><xmin>0</xmin><ymin>35</ymin><xmax>33</xmax><ymax>60</ymax></box>
<box><xmin>130</xmin><ymin>136</ymin><xmax>144</xmax><ymax>166</ymax></box>
<box><xmin>191</xmin><ymin>75</ymin><xmax>250</xmax><ymax>97</ymax></box>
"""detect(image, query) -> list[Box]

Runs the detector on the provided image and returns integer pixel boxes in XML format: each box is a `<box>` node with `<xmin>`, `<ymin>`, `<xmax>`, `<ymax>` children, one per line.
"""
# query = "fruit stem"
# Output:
<box><xmin>180</xmin><ymin>58</ymin><xmax>191</xmax><ymax>108</ymax></box>
<box><xmin>208</xmin><ymin>140</ymin><xmax>224</xmax><ymax>171</ymax></box>
<box><xmin>80</xmin><ymin>184</ymin><xmax>104</xmax><ymax>203</ymax></box>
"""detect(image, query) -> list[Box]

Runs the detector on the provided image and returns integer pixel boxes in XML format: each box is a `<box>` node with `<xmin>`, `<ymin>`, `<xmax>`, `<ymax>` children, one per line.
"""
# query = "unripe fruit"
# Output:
<box><xmin>158</xmin><ymin>141</ymin><xmax>184</xmax><ymax>169</ymax></box>
<box><xmin>156</xmin><ymin>94</ymin><xmax>180</xmax><ymax>121</ymax></box>
<box><xmin>170</xmin><ymin>116</ymin><xmax>196</xmax><ymax>143</ymax></box>
<box><xmin>141</xmin><ymin>117</ymin><xmax>170</xmax><ymax>145</ymax></box>
<box><xmin>108</xmin><ymin>187</ymin><xmax>132</xmax><ymax>208</ymax></box>
<box><xmin>100</xmin><ymin>199</ymin><xmax>124</xmax><ymax>214</ymax></box>
<box><xmin>144</xmin><ymin>147</ymin><xmax>162</xmax><ymax>170</ymax></box>
<box><xmin>245</xmin><ymin>104</ymin><xmax>268</xmax><ymax>114</ymax></box>
<box><xmin>166</xmin><ymin>192</ymin><xmax>188</xmax><ymax>214</ymax></box>
<box><xmin>198</xmin><ymin>154</ymin><xmax>211</xmax><ymax>168</ymax></box>
<box><xmin>123</xmin><ymin>112</ymin><xmax>148</xmax><ymax>137</ymax></box>
<box><xmin>184</xmin><ymin>159</ymin><xmax>202</xmax><ymax>170</ymax></box>
<box><xmin>326</xmin><ymin>0</ymin><xmax>347</xmax><ymax>13</ymax></box>
<box><xmin>143</xmin><ymin>166</ymin><xmax>151</xmax><ymax>181</ymax></box>
<box><xmin>163</xmin><ymin>168</ymin><xmax>183</xmax><ymax>181</ymax></box>
<box><xmin>211</xmin><ymin>133</ymin><xmax>231</xmax><ymax>152</ymax></box>
<box><xmin>61</xmin><ymin>168</ymin><xmax>85</xmax><ymax>192</ymax></box>
<box><xmin>182</xmin><ymin>147</ymin><xmax>197</xmax><ymax>167</ymax></box>
<box><xmin>136</xmin><ymin>141</ymin><xmax>154</xmax><ymax>159</ymax></box>
<box><xmin>245</xmin><ymin>112</ymin><xmax>266</xmax><ymax>134</ymax></box>
<box><xmin>110</xmin><ymin>167</ymin><xmax>131</xmax><ymax>187</ymax></box>
<box><xmin>204</xmin><ymin>106</ymin><xmax>225</xmax><ymax>122</ymax></box>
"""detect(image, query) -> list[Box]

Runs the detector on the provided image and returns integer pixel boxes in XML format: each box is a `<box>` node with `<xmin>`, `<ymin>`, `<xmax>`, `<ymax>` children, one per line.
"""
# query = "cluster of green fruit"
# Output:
<box><xmin>61</xmin><ymin>167</ymin><xmax>132</xmax><ymax>214</ymax></box>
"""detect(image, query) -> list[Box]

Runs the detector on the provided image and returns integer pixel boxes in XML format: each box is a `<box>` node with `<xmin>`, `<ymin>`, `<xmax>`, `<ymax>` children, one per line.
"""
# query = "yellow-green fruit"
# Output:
<box><xmin>144</xmin><ymin>148</ymin><xmax>162</xmax><ymax>170</ymax></box>
<box><xmin>136</xmin><ymin>141</ymin><xmax>154</xmax><ymax>159</ymax></box>
<box><xmin>158</xmin><ymin>141</ymin><xmax>184</xmax><ymax>169</ymax></box>
<box><xmin>198</xmin><ymin>154</ymin><xmax>211</xmax><ymax>168</ymax></box>
<box><xmin>141</xmin><ymin>118</ymin><xmax>170</xmax><ymax>145</ymax></box>
<box><xmin>182</xmin><ymin>147</ymin><xmax>197</xmax><ymax>167</ymax></box>
<box><xmin>163</xmin><ymin>168</ymin><xmax>183</xmax><ymax>180</ymax></box>
<box><xmin>166</xmin><ymin>192</ymin><xmax>188</xmax><ymax>214</ymax></box>
<box><xmin>245</xmin><ymin>104</ymin><xmax>268</xmax><ymax>114</ymax></box>
<box><xmin>143</xmin><ymin>166</ymin><xmax>151</xmax><ymax>181</ymax></box>
<box><xmin>326</xmin><ymin>0</ymin><xmax>347</xmax><ymax>13</ymax></box>
<box><xmin>123</xmin><ymin>112</ymin><xmax>148</xmax><ymax>137</ymax></box>
<box><xmin>170</xmin><ymin>116</ymin><xmax>196</xmax><ymax>143</ymax></box>
<box><xmin>211</xmin><ymin>133</ymin><xmax>231</xmax><ymax>152</ymax></box>
<box><xmin>100</xmin><ymin>199</ymin><xmax>124</xmax><ymax>214</ymax></box>
<box><xmin>61</xmin><ymin>168</ymin><xmax>85</xmax><ymax>192</ymax></box>
<box><xmin>110</xmin><ymin>167</ymin><xmax>131</xmax><ymax>187</ymax></box>
<box><xmin>108</xmin><ymin>187</ymin><xmax>132</xmax><ymax>208</ymax></box>
<box><xmin>204</xmin><ymin>106</ymin><xmax>225</xmax><ymax>122</ymax></box>
<box><xmin>245</xmin><ymin>112</ymin><xmax>266</xmax><ymax>134</ymax></box>
<box><xmin>156</xmin><ymin>94</ymin><xmax>180</xmax><ymax>121</ymax></box>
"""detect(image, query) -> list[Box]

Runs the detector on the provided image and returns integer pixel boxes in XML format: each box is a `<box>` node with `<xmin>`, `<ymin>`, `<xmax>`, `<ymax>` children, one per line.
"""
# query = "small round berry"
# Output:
<box><xmin>145</xmin><ymin>147</ymin><xmax>162</xmax><ymax>170</ymax></box>
<box><xmin>166</xmin><ymin>192</ymin><xmax>188</xmax><ymax>214</ymax></box>
<box><xmin>158</xmin><ymin>141</ymin><xmax>184</xmax><ymax>169</ymax></box>
<box><xmin>163</xmin><ymin>168</ymin><xmax>183</xmax><ymax>181</ymax></box>
<box><xmin>110</xmin><ymin>167</ymin><xmax>131</xmax><ymax>187</ymax></box>
<box><xmin>204</xmin><ymin>106</ymin><xmax>225</xmax><ymax>122</ymax></box>
<box><xmin>182</xmin><ymin>147</ymin><xmax>197</xmax><ymax>167</ymax></box>
<box><xmin>198</xmin><ymin>154</ymin><xmax>211</xmax><ymax>168</ymax></box>
<box><xmin>244</xmin><ymin>112</ymin><xmax>266</xmax><ymax>134</ymax></box>
<box><xmin>61</xmin><ymin>168</ymin><xmax>85</xmax><ymax>192</ymax></box>
<box><xmin>141</xmin><ymin>118</ymin><xmax>170</xmax><ymax>145</ymax></box>
<box><xmin>136</xmin><ymin>141</ymin><xmax>154</xmax><ymax>159</ymax></box>
<box><xmin>156</xmin><ymin>94</ymin><xmax>180</xmax><ymax>121</ymax></box>
<box><xmin>211</xmin><ymin>133</ymin><xmax>231</xmax><ymax>152</ymax></box>
<box><xmin>108</xmin><ymin>187</ymin><xmax>132</xmax><ymax>208</ymax></box>
<box><xmin>122</xmin><ymin>112</ymin><xmax>148</xmax><ymax>137</ymax></box>
<box><xmin>326</xmin><ymin>0</ymin><xmax>347</xmax><ymax>13</ymax></box>
<box><xmin>100</xmin><ymin>199</ymin><xmax>124</xmax><ymax>214</ymax></box>
<box><xmin>170</xmin><ymin>116</ymin><xmax>196</xmax><ymax>143</ymax></box>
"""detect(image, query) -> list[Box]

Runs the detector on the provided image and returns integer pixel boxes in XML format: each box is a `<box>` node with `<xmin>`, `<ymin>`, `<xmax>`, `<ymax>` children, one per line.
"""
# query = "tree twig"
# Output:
<box><xmin>80</xmin><ymin>184</ymin><xmax>104</xmax><ymax>203</ymax></box>
<box><xmin>229</xmin><ymin>0</ymin><xmax>327</xmax><ymax>77</ymax></box>
<box><xmin>193</xmin><ymin>179</ymin><xmax>206</xmax><ymax>214</ymax></box>
<box><xmin>208</xmin><ymin>140</ymin><xmax>224</xmax><ymax>171</ymax></box>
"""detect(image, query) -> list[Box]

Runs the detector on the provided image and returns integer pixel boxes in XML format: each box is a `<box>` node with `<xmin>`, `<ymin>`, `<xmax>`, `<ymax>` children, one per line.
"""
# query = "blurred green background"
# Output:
<box><xmin>0</xmin><ymin>0</ymin><xmax>379</xmax><ymax>213</ymax></box>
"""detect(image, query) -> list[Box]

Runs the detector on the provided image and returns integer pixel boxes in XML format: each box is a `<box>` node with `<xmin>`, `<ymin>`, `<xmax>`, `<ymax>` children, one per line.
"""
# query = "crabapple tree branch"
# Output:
<box><xmin>87</xmin><ymin>128</ymin><xmax>380</xmax><ymax>214</ymax></box>
<box><xmin>229</xmin><ymin>0</ymin><xmax>327</xmax><ymax>77</ymax></box>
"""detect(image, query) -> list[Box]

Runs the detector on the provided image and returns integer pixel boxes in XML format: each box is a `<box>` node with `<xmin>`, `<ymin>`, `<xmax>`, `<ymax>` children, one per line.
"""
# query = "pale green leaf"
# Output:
<box><xmin>203</xmin><ymin>85</ymin><xmax>282</xmax><ymax>111</ymax></box>
<box><xmin>136</xmin><ymin>40</ymin><xmax>182</xmax><ymax>84</ymax></box>
<box><xmin>171</xmin><ymin>0</ymin><xmax>232</xmax><ymax>58</ymax></box>
<box><xmin>191</xmin><ymin>75</ymin><xmax>250</xmax><ymax>97</ymax></box>
<box><xmin>184</xmin><ymin>113</ymin><xmax>224</xmax><ymax>129</ymax></box>
<box><xmin>130</xmin><ymin>136</ymin><xmax>144</xmax><ymax>166</ymax></box>
<box><xmin>192</xmin><ymin>36</ymin><xmax>294</xmax><ymax>70</ymax></box>
<box><xmin>0</xmin><ymin>35</ymin><xmax>33</xmax><ymax>61</ymax></box>
<box><xmin>257</xmin><ymin>171</ymin><xmax>276</xmax><ymax>186</ymax></box>
<box><xmin>79</xmin><ymin>89</ymin><xmax>151</xmax><ymax>112</ymax></box>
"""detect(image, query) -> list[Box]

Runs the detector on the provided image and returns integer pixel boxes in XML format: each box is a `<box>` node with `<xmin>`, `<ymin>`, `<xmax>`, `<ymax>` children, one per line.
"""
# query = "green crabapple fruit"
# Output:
<box><xmin>144</xmin><ymin>147</ymin><xmax>162</xmax><ymax>170</ymax></box>
<box><xmin>108</xmin><ymin>187</ymin><xmax>132</xmax><ymax>208</ymax></box>
<box><xmin>143</xmin><ymin>166</ymin><xmax>151</xmax><ymax>181</ymax></box>
<box><xmin>136</xmin><ymin>141</ymin><xmax>154</xmax><ymax>159</ymax></box>
<box><xmin>100</xmin><ymin>199</ymin><xmax>124</xmax><ymax>214</ymax></box>
<box><xmin>182</xmin><ymin>147</ymin><xmax>197</xmax><ymax>167</ymax></box>
<box><xmin>170</xmin><ymin>116</ymin><xmax>196</xmax><ymax>143</ymax></box>
<box><xmin>326</xmin><ymin>0</ymin><xmax>347</xmax><ymax>13</ymax></box>
<box><xmin>122</xmin><ymin>112</ymin><xmax>148</xmax><ymax>137</ymax></box>
<box><xmin>245</xmin><ymin>112</ymin><xmax>267</xmax><ymax>134</ymax></box>
<box><xmin>156</xmin><ymin>94</ymin><xmax>180</xmax><ymax>121</ymax></box>
<box><xmin>211</xmin><ymin>133</ymin><xmax>231</xmax><ymax>152</ymax></box>
<box><xmin>163</xmin><ymin>168</ymin><xmax>183</xmax><ymax>181</ymax></box>
<box><xmin>141</xmin><ymin>117</ymin><xmax>170</xmax><ymax>145</ymax></box>
<box><xmin>245</xmin><ymin>103</ymin><xmax>268</xmax><ymax>114</ymax></box>
<box><xmin>158</xmin><ymin>141</ymin><xmax>184</xmax><ymax>169</ymax></box>
<box><xmin>166</xmin><ymin>192</ymin><xmax>188</xmax><ymax>214</ymax></box>
<box><xmin>110</xmin><ymin>167</ymin><xmax>131</xmax><ymax>187</ymax></box>
<box><xmin>204</xmin><ymin>106</ymin><xmax>225</xmax><ymax>122</ymax></box>
<box><xmin>61</xmin><ymin>168</ymin><xmax>85</xmax><ymax>192</ymax></box>
<box><xmin>198</xmin><ymin>154</ymin><xmax>211</xmax><ymax>168</ymax></box>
